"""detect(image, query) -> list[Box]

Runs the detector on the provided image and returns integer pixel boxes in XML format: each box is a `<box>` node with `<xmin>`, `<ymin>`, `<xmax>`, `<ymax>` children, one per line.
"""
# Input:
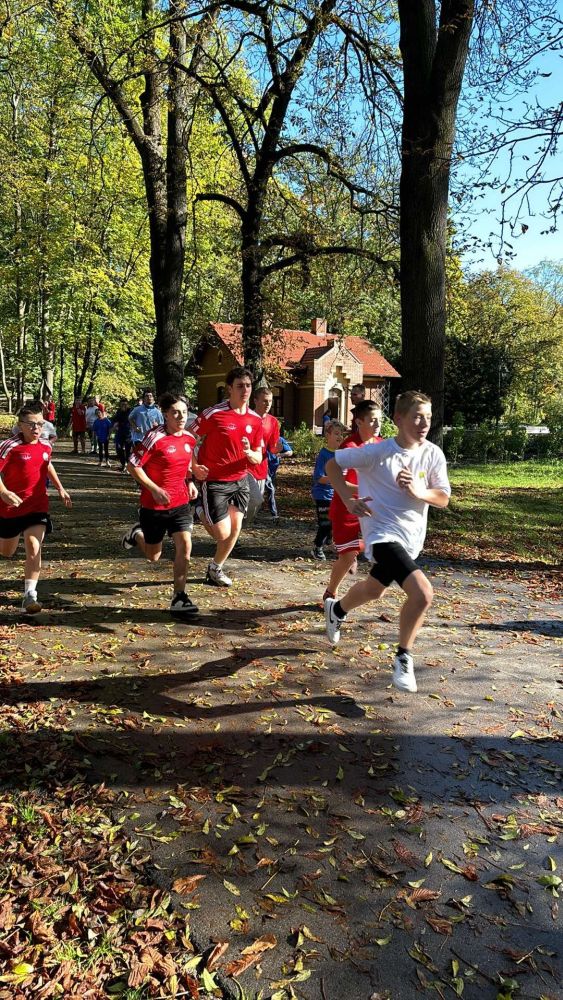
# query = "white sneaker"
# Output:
<box><xmin>392</xmin><ymin>652</ymin><xmax>417</xmax><ymax>693</ymax></box>
<box><xmin>122</xmin><ymin>523</ymin><xmax>142</xmax><ymax>549</ymax></box>
<box><xmin>22</xmin><ymin>592</ymin><xmax>42</xmax><ymax>615</ymax></box>
<box><xmin>206</xmin><ymin>562</ymin><xmax>232</xmax><ymax>587</ymax></box>
<box><xmin>324</xmin><ymin>597</ymin><xmax>345</xmax><ymax>645</ymax></box>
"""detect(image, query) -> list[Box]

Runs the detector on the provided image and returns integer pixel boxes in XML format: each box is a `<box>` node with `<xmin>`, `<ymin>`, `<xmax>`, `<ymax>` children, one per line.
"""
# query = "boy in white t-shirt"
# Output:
<box><xmin>324</xmin><ymin>391</ymin><xmax>451</xmax><ymax>693</ymax></box>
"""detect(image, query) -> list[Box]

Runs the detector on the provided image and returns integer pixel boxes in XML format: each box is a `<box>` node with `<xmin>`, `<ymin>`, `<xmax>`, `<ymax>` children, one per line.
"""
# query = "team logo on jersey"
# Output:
<box><xmin>43</xmin><ymin>452</ymin><xmax>49</xmax><ymax>461</ymax></box>
<box><xmin>21</xmin><ymin>453</ymin><xmax>31</xmax><ymax>461</ymax></box>
<box><xmin>245</xmin><ymin>424</ymin><xmax>252</xmax><ymax>433</ymax></box>
<box><xmin>184</xmin><ymin>443</ymin><xmax>191</xmax><ymax>453</ymax></box>
<box><xmin>166</xmin><ymin>446</ymin><xmax>177</xmax><ymax>454</ymax></box>
<box><xmin>226</xmin><ymin>424</ymin><xmax>236</xmax><ymax>431</ymax></box>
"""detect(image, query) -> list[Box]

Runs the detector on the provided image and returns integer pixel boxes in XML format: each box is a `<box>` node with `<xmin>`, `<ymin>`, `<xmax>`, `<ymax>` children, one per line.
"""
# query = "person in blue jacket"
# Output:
<box><xmin>92</xmin><ymin>409</ymin><xmax>113</xmax><ymax>468</ymax></box>
<box><xmin>311</xmin><ymin>420</ymin><xmax>346</xmax><ymax>558</ymax></box>
<box><xmin>265</xmin><ymin>435</ymin><xmax>293</xmax><ymax>521</ymax></box>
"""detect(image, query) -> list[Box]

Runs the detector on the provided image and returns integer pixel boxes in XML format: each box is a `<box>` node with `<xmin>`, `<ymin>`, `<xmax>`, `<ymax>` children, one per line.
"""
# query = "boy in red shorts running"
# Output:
<box><xmin>0</xmin><ymin>404</ymin><xmax>72</xmax><ymax>613</ymax></box>
<box><xmin>323</xmin><ymin>400</ymin><xmax>382</xmax><ymax>602</ymax></box>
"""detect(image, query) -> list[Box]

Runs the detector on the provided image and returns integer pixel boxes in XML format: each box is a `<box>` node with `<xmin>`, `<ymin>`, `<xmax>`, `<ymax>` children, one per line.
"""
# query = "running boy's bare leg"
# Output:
<box><xmin>23</xmin><ymin>524</ymin><xmax>46</xmax><ymax>590</ymax></box>
<box><xmin>171</xmin><ymin>530</ymin><xmax>192</xmax><ymax>594</ymax></box>
<box><xmin>398</xmin><ymin>570</ymin><xmax>433</xmax><ymax>649</ymax></box>
<box><xmin>326</xmin><ymin>549</ymin><xmax>360</xmax><ymax>597</ymax></box>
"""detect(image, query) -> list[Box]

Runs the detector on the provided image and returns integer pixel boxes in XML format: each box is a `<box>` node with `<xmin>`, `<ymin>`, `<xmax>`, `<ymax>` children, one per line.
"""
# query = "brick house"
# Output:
<box><xmin>188</xmin><ymin>318</ymin><xmax>400</xmax><ymax>430</ymax></box>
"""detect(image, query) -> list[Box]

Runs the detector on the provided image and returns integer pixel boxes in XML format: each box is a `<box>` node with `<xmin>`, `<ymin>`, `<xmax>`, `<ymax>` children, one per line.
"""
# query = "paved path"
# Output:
<box><xmin>0</xmin><ymin>447</ymin><xmax>561</xmax><ymax>1000</ymax></box>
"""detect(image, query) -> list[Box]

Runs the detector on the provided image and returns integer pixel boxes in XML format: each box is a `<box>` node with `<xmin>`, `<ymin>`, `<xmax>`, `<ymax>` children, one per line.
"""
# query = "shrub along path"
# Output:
<box><xmin>0</xmin><ymin>445</ymin><xmax>561</xmax><ymax>1000</ymax></box>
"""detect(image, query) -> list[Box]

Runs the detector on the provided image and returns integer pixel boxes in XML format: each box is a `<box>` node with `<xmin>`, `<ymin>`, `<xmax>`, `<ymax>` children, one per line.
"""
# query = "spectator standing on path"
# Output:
<box><xmin>350</xmin><ymin>383</ymin><xmax>366</xmax><ymax>433</ymax></box>
<box><xmin>265</xmin><ymin>435</ymin><xmax>293</xmax><ymax>522</ymax></box>
<box><xmin>112</xmin><ymin>399</ymin><xmax>132</xmax><ymax>472</ymax></box>
<box><xmin>0</xmin><ymin>404</ymin><xmax>71</xmax><ymax>614</ymax></box>
<box><xmin>92</xmin><ymin>409</ymin><xmax>113</xmax><ymax>467</ymax></box>
<box><xmin>323</xmin><ymin>400</ymin><xmax>382</xmax><ymax>602</ymax></box>
<box><xmin>121</xmin><ymin>393</ymin><xmax>204</xmax><ymax>615</ymax></box>
<box><xmin>191</xmin><ymin>366</ymin><xmax>263</xmax><ymax>588</ymax></box>
<box><xmin>70</xmin><ymin>396</ymin><xmax>87</xmax><ymax>454</ymax></box>
<box><xmin>324</xmin><ymin>390</ymin><xmax>451</xmax><ymax>694</ymax></box>
<box><xmin>85</xmin><ymin>397</ymin><xmax>99</xmax><ymax>452</ymax></box>
<box><xmin>246</xmin><ymin>387</ymin><xmax>280</xmax><ymax>524</ymax></box>
<box><xmin>129</xmin><ymin>390</ymin><xmax>163</xmax><ymax>445</ymax></box>
<box><xmin>311</xmin><ymin>420</ymin><xmax>347</xmax><ymax>559</ymax></box>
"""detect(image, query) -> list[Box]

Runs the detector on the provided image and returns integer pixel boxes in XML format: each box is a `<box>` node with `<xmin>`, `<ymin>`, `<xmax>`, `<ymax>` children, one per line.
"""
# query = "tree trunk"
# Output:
<box><xmin>398</xmin><ymin>0</ymin><xmax>473</xmax><ymax>442</ymax></box>
<box><xmin>241</xmin><ymin>217</ymin><xmax>265</xmax><ymax>383</ymax></box>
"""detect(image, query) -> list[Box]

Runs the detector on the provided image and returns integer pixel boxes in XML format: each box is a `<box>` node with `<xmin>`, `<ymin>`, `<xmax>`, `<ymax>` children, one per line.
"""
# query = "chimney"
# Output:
<box><xmin>311</xmin><ymin>317</ymin><xmax>327</xmax><ymax>338</ymax></box>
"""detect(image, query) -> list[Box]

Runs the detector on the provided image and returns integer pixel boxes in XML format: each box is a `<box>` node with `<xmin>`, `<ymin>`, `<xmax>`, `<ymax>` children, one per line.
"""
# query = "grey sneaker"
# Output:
<box><xmin>392</xmin><ymin>653</ymin><xmax>417</xmax><ymax>693</ymax></box>
<box><xmin>22</xmin><ymin>593</ymin><xmax>42</xmax><ymax>615</ymax></box>
<box><xmin>122</xmin><ymin>523</ymin><xmax>142</xmax><ymax>549</ymax></box>
<box><xmin>206</xmin><ymin>562</ymin><xmax>232</xmax><ymax>587</ymax></box>
<box><xmin>324</xmin><ymin>597</ymin><xmax>345</xmax><ymax>645</ymax></box>
<box><xmin>311</xmin><ymin>547</ymin><xmax>326</xmax><ymax>560</ymax></box>
<box><xmin>170</xmin><ymin>592</ymin><xmax>199</xmax><ymax>615</ymax></box>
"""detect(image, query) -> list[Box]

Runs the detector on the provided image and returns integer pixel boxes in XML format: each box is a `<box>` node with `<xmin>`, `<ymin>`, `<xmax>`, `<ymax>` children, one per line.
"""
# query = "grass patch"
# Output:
<box><xmin>428</xmin><ymin>461</ymin><xmax>562</xmax><ymax>566</ymax></box>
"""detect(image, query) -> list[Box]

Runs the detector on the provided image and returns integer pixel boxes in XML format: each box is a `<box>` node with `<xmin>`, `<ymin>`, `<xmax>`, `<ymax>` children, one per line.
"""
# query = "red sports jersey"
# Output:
<box><xmin>71</xmin><ymin>403</ymin><xmax>87</xmax><ymax>432</ymax></box>
<box><xmin>249</xmin><ymin>412</ymin><xmax>280</xmax><ymax>481</ymax></box>
<box><xmin>0</xmin><ymin>437</ymin><xmax>52</xmax><ymax>517</ymax></box>
<box><xmin>191</xmin><ymin>402</ymin><xmax>264</xmax><ymax>482</ymax></box>
<box><xmin>329</xmin><ymin>433</ymin><xmax>382</xmax><ymax>526</ymax></box>
<box><xmin>129</xmin><ymin>428</ymin><xmax>195</xmax><ymax>509</ymax></box>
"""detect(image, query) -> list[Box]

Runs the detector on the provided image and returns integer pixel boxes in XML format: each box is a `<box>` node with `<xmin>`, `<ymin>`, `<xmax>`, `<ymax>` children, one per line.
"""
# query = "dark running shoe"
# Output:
<box><xmin>170</xmin><ymin>592</ymin><xmax>199</xmax><ymax>615</ymax></box>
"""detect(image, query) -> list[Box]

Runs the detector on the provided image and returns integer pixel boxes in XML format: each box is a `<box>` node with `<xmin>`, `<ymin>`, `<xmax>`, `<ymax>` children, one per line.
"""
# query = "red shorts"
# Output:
<box><xmin>331</xmin><ymin>517</ymin><xmax>364</xmax><ymax>554</ymax></box>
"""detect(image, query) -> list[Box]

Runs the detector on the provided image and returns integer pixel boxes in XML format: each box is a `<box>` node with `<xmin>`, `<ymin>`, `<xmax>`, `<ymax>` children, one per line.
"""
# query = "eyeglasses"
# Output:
<box><xmin>22</xmin><ymin>421</ymin><xmax>44</xmax><ymax>428</ymax></box>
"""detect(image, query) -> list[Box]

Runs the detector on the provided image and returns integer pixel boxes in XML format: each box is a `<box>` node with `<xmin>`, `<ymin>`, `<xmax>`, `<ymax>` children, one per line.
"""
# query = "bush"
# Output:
<box><xmin>443</xmin><ymin>418</ymin><xmax>562</xmax><ymax>463</ymax></box>
<box><xmin>285</xmin><ymin>422</ymin><xmax>323</xmax><ymax>460</ymax></box>
<box><xmin>0</xmin><ymin>412</ymin><xmax>15</xmax><ymax>438</ymax></box>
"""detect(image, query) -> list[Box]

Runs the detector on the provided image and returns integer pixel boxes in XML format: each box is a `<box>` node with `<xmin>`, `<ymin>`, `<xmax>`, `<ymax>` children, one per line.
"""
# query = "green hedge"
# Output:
<box><xmin>443</xmin><ymin>418</ymin><xmax>562</xmax><ymax>463</ymax></box>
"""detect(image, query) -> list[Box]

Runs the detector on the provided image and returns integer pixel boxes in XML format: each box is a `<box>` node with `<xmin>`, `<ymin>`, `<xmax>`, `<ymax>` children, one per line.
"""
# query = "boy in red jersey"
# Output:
<box><xmin>246</xmin><ymin>386</ymin><xmax>280</xmax><ymax>524</ymax></box>
<box><xmin>70</xmin><ymin>396</ymin><xmax>87</xmax><ymax>454</ymax></box>
<box><xmin>323</xmin><ymin>400</ymin><xmax>382</xmax><ymax>602</ymax></box>
<box><xmin>0</xmin><ymin>404</ymin><xmax>72</xmax><ymax>614</ymax></box>
<box><xmin>122</xmin><ymin>393</ymin><xmax>203</xmax><ymax>615</ymax></box>
<box><xmin>191</xmin><ymin>367</ymin><xmax>263</xmax><ymax>587</ymax></box>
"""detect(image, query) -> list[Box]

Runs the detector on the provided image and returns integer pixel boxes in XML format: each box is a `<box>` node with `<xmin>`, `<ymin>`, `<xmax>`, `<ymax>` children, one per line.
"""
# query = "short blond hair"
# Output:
<box><xmin>324</xmin><ymin>419</ymin><xmax>347</xmax><ymax>435</ymax></box>
<box><xmin>394</xmin><ymin>390</ymin><xmax>431</xmax><ymax>417</ymax></box>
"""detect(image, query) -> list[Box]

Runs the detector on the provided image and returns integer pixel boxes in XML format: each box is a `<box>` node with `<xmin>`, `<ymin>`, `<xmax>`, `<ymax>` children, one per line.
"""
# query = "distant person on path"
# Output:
<box><xmin>246</xmin><ymin>386</ymin><xmax>280</xmax><ymax>524</ymax></box>
<box><xmin>190</xmin><ymin>367</ymin><xmax>263</xmax><ymax>587</ymax></box>
<box><xmin>0</xmin><ymin>404</ymin><xmax>71</xmax><ymax>614</ymax></box>
<box><xmin>70</xmin><ymin>396</ymin><xmax>87</xmax><ymax>454</ymax></box>
<box><xmin>350</xmin><ymin>383</ymin><xmax>366</xmax><ymax>433</ymax></box>
<box><xmin>265</xmin><ymin>435</ymin><xmax>293</xmax><ymax>522</ymax></box>
<box><xmin>324</xmin><ymin>391</ymin><xmax>451</xmax><ymax>693</ymax></box>
<box><xmin>121</xmin><ymin>393</ymin><xmax>202</xmax><ymax>615</ymax></box>
<box><xmin>85</xmin><ymin>396</ymin><xmax>99</xmax><ymax>453</ymax></box>
<box><xmin>42</xmin><ymin>396</ymin><xmax>55</xmax><ymax>423</ymax></box>
<box><xmin>112</xmin><ymin>399</ymin><xmax>132</xmax><ymax>472</ymax></box>
<box><xmin>92</xmin><ymin>409</ymin><xmax>113</xmax><ymax>467</ymax></box>
<box><xmin>323</xmin><ymin>400</ymin><xmax>382</xmax><ymax>601</ymax></box>
<box><xmin>129</xmin><ymin>389</ymin><xmax>163</xmax><ymax>444</ymax></box>
<box><xmin>311</xmin><ymin>420</ymin><xmax>347</xmax><ymax>559</ymax></box>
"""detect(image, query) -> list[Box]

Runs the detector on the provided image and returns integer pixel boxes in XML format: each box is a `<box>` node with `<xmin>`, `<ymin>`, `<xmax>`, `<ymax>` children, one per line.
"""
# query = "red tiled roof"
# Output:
<box><xmin>208</xmin><ymin>323</ymin><xmax>399</xmax><ymax>378</ymax></box>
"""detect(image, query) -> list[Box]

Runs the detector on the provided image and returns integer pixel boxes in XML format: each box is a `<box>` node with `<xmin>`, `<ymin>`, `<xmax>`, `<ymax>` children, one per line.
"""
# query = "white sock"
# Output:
<box><xmin>210</xmin><ymin>559</ymin><xmax>223</xmax><ymax>569</ymax></box>
<box><xmin>24</xmin><ymin>579</ymin><xmax>37</xmax><ymax>596</ymax></box>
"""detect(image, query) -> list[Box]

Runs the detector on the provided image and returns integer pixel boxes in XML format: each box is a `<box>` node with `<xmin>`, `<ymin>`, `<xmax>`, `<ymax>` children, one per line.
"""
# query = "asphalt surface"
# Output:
<box><xmin>0</xmin><ymin>447</ymin><xmax>561</xmax><ymax>1000</ymax></box>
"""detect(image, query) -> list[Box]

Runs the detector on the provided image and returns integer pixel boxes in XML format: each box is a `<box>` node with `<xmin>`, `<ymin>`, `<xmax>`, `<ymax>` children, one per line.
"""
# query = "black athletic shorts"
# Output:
<box><xmin>0</xmin><ymin>512</ymin><xmax>52</xmax><ymax>539</ymax></box>
<box><xmin>199</xmin><ymin>478</ymin><xmax>249</xmax><ymax>524</ymax></box>
<box><xmin>369</xmin><ymin>541</ymin><xmax>419</xmax><ymax>588</ymax></box>
<box><xmin>139</xmin><ymin>504</ymin><xmax>193</xmax><ymax>545</ymax></box>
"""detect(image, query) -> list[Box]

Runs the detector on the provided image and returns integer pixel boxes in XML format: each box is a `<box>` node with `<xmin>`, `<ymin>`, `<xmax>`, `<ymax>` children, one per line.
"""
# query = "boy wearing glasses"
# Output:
<box><xmin>0</xmin><ymin>405</ymin><xmax>72</xmax><ymax>614</ymax></box>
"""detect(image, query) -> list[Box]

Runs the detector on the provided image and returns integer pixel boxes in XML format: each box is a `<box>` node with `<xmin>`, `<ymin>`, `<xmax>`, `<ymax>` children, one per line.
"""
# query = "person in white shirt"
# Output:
<box><xmin>324</xmin><ymin>390</ymin><xmax>451</xmax><ymax>694</ymax></box>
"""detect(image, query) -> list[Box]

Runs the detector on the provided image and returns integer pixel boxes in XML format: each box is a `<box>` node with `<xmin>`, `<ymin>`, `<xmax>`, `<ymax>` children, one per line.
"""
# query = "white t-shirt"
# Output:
<box><xmin>85</xmin><ymin>405</ymin><xmax>98</xmax><ymax>428</ymax></box>
<box><xmin>333</xmin><ymin>437</ymin><xmax>451</xmax><ymax>559</ymax></box>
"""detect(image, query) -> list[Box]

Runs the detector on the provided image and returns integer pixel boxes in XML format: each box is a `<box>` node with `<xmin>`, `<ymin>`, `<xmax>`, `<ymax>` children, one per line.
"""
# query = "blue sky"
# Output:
<box><xmin>457</xmin><ymin>36</ymin><xmax>562</xmax><ymax>274</ymax></box>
